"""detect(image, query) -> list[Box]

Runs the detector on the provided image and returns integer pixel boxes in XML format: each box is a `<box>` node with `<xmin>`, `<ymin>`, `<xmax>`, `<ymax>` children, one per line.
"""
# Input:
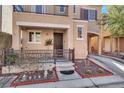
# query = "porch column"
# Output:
<box><xmin>67</xmin><ymin>28</ymin><xmax>73</xmax><ymax>49</ymax></box>
<box><xmin>12</xmin><ymin>26</ymin><xmax>21</xmax><ymax>50</ymax></box>
<box><xmin>98</xmin><ymin>24</ymin><xmax>103</xmax><ymax>55</ymax></box>
<box><xmin>88</xmin><ymin>36</ymin><xmax>91</xmax><ymax>54</ymax></box>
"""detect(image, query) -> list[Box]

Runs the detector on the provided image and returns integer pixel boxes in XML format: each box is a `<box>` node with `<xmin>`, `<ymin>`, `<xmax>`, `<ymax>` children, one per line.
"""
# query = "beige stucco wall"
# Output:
<box><xmin>22</xmin><ymin>28</ymin><xmax>67</xmax><ymax>50</ymax></box>
<box><xmin>120</xmin><ymin>37</ymin><xmax>124</xmax><ymax>52</ymax></box>
<box><xmin>12</xmin><ymin>10</ymin><xmax>88</xmax><ymax>58</ymax></box>
<box><xmin>12</xmin><ymin>12</ymin><xmax>73</xmax><ymax>50</ymax></box>
<box><xmin>11</xmin><ymin>5</ymin><xmax>102</xmax><ymax>59</ymax></box>
<box><xmin>103</xmin><ymin>37</ymin><xmax>111</xmax><ymax>52</ymax></box>
<box><xmin>73</xmin><ymin>21</ymin><xmax>88</xmax><ymax>59</ymax></box>
<box><xmin>2</xmin><ymin>5</ymin><xmax>13</xmax><ymax>34</ymax></box>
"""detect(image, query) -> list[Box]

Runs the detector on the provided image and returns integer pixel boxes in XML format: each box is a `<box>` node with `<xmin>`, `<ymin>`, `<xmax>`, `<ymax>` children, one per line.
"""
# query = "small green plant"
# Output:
<box><xmin>85</xmin><ymin>69</ymin><xmax>92</xmax><ymax>75</ymax></box>
<box><xmin>6</xmin><ymin>53</ymin><xmax>17</xmax><ymax>65</ymax></box>
<box><xmin>97</xmin><ymin>68</ymin><xmax>105</xmax><ymax>74</ymax></box>
<box><xmin>45</xmin><ymin>39</ymin><xmax>53</xmax><ymax>49</ymax></box>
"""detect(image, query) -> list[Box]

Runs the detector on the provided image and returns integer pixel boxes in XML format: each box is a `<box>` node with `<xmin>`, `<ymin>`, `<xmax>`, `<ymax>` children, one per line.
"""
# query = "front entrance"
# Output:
<box><xmin>54</xmin><ymin>33</ymin><xmax>63</xmax><ymax>58</ymax></box>
<box><xmin>54</xmin><ymin>33</ymin><xmax>63</xmax><ymax>49</ymax></box>
<box><xmin>88</xmin><ymin>33</ymin><xmax>99</xmax><ymax>54</ymax></box>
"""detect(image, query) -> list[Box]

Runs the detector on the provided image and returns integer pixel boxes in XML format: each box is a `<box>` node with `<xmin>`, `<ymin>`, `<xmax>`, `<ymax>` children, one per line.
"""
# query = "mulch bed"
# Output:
<box><xmin>10</xmin><ymin>68</ymin><xmax>58</xmax><ymax>87</ymax></box>
<box><xmin>75</xmin><ymin>59</ymin><xmax>113</xmax><ymax>78</ymax></box>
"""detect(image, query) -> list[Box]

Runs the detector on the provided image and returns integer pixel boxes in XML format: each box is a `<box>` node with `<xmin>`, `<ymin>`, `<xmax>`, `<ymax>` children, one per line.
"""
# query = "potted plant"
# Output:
<box><xmin>5</xmin><ymin>53</ymin><xmax>17</xmax><ymax>65</ymax></box>
<box><xmin>45</xmin><ymin>39</ymin><xmax>53</xmax><ymax>50</ymax></box>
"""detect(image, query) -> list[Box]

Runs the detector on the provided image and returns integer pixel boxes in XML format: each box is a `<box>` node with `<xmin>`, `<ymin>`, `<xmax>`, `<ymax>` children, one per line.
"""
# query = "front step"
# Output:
<box><xmin>56</xmin><ymin>66</ymin><xmax>75</xmax><ymax>71</ymax></box>
<box><xmin>56</xmin><ymin>61</ymin><xmax>75</xmax><ymax>72</ymax></box>
<box><xmin>56</xmin><ymin>62</ymin><xmax>74</xmax><ymax>67</ymax></box>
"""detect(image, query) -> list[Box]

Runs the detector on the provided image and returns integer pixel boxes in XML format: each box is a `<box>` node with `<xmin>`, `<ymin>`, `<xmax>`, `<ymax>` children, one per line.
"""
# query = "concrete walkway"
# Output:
<box><xmin>15</xmin><ymin>55</ymin><xmax>124</xmax><ymax>88</ymax></box>
<box><xmin>15</xmin><ymin>75</ymin><xmax>124</xmax><ymax>88</ymax></box>
<box><xmin>2</xmin><ymin>55</ymin><xmax>124</xmax><ymax>88</ymax></box>
<box><xmin>89</xmin><ymin>55</ymin><xmax>124</xmax><ymax>77</ymax></box>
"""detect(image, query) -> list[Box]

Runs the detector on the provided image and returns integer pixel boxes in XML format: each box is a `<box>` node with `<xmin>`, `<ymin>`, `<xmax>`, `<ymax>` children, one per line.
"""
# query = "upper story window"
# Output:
<box><xmin>88</xmin><ymin>10</ymin><xmax>96</xmax><ymax>20</ymax></box>
<box><xmin>29</xmin><ymin>32</ymin><xmax>41</xmax><ymax>43</ymax></box>
<box><xmin>77</xmin><ymin>25</ymin><xmax>83</xmax><ymax>39</ymax></box>
<box><xmin>36</xmin><ymin>5</ymin><xmax>43</xmax><ymax>13</ymax></box>
<box><xmin>13</xmin><ymin>5</ymin><xmax>23</xmax><ymax>12</ymax></box>
<box><xmin>31</xmin><ymin>5</ymin><xmax>46</xmax><ymax>13</ymax></box>
<box><xmin>80</xmin><ymin>8</ymin><xmax>97</xmax><ymax>20</ymax></box>
<box><xmin>59</xmin><ymin>5</ymin><xmax>65</xmax><ymax>13</ymax></box>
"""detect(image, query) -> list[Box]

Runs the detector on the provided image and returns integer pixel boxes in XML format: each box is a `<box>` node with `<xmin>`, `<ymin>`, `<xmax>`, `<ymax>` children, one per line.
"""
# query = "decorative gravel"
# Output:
<box><xmin>11</xmin><ymin>68</ymin><xmax>58</xmax><ymax>87</ymax></box>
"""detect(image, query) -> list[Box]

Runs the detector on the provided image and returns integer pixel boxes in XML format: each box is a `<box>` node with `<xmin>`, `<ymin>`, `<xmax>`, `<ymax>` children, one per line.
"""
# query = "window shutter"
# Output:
<box><xmin>84</xmin><ymin>9</ymin><xmax>88</xmax><ymax>20</ymax></box>
<box><xmin>80</xmin><ymin>8</ymin><xmax>88</xmax><ymax>20</ymax></box>
<box><xmin>80</xmin><ymin>8</ymin><xmax>84</xmax><ymax>20</ymax></box>
<box><xmin>95</xmin><ymin>10</ymin><xmax>97</xmax><ymax>20</ymax></box>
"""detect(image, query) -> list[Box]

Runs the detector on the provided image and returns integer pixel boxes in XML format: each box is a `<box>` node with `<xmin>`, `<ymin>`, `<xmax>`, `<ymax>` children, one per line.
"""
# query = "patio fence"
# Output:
<box><xmin>1</xmin><ymin>49</ymin><xmax>75</xmax><ymax>66</ymax></box>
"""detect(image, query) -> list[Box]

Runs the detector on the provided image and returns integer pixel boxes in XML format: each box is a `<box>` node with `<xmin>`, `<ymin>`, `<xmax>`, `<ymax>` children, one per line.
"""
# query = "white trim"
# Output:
<box><xmin>77</xmin><ymin>25</ymin><xmax>84</xmax><ymax>28</ymax></box>
<box><xmin>43</xmin><ymin>5</ymin><xmax>47</xmax><ymax>13</ymax></box>
<box><xmin>88</xmin><ymin>20</ymin><xmax>96</xmax><ymax>22</ymax></box>
<box><xmin>16</xmin><ymin>21</ymin><xmax>70</xmax><ymax>29</ymax></box>
<box><xmin>59</xmin><ymin>6</ymin><xmax>65</xmax><ymax>13</ymax></box>
<box><xmin>73</xmin><ymin>20</ymin><xmax>88</xmax><ymax>23</ymax></box>
<box><xmin>27</xmin><ymin>42</ymin><xmax>41</xmax><ymax>44</ymax></box>
<box><xmin>88</xmin><ymin>31</ymin><xmax>99</xmax><ymax>35</ymax></box>
<box><xmin>28</xmin><ymin>31</ymin><xmax>41</xmax><ymax>43</ymax></box>
<box><xmin>88</xmin><ymin>9</ymin><xmax>96</xmax><ymax>21</ymax></box>
<box><xmin>76</xmin><ymin>38</ymin><xmax>84</xmax><ymax>41</ymax></box>
<box><xmin>31</xmin><ymin>5</ymin><xmax>35</xmax><ymax>12</ymax></box>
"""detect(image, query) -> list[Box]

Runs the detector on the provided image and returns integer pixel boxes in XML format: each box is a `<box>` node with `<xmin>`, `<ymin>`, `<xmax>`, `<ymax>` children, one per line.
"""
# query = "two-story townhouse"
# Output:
<box><xmin>1</xmin><ymin>5</ymin><xmax>101</xmax><ymax>59</ymax></box>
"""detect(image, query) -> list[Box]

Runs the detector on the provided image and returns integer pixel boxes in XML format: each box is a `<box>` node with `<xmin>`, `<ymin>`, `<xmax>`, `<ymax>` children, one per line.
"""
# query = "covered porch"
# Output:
<box><xmin>16</xmin><ymin>21</ymin><xmax>71</xmax><ymax>50</ymax></box>
<box><xmin>87</xmin><ymin>32</ymin><xmax>99</xmax><ymax>55</ymax></box>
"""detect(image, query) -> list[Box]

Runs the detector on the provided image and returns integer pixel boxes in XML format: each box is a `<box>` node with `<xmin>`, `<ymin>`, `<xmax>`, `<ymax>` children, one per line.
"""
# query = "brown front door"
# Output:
<box><xmin>54</xmin><ymin>33</ymin><xmax>63</xmax><ymax>49</ymax></box>
<box><xmin>54</xmin><ymin>33</ymin><xmax>63</xmax><ymax>57</ymax></box>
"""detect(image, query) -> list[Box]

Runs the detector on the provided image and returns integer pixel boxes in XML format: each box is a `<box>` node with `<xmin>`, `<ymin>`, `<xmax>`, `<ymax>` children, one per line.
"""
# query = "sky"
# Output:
<box><xmin>101</xmin><ymin>5</ymin><xmax>107</xmax><ymax>14</ymax></box>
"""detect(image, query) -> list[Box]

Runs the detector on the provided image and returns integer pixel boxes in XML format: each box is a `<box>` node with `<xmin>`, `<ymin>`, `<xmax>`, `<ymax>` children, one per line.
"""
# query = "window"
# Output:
<box><xmin>29</xmin><ymin>32</ymin><xmax>41</xmax><ymax>43</ymax></box>
<box><xmin>13</xmin><ymin>5</ymin><xmax>23</xmax><ymax>12</ymax></box>
<box><xmin>77</xmin><ymin>26</ymin><xmax>83</xmax><ymax>39</ymax></box>
<box><xmin>31</xmin><ymin>5</ymin><xmax>46</xmax><ymax>13</ymax></box>
<box><xmin>88</xmin><ymin>10</ymin><xmax>96</xmax><ymax>20</ymax></box>
<box><xmin>80</xmin><ymin>9</ymin><xmax>97</xmax><ymax>20</ymax></box>
<box><xmin>35</xmin><ymin>32</ymin><xmax>41</xmax><ymax>42</ymax></box>
<box><xmin>59</xmin><ymin>5</ymin><xmax>65</xmax><ymax>13</ymax></box>
<box><xmin>36</xmin><ymin>5</ymin><xmax>43</xmax><ymax>13</ymax></box>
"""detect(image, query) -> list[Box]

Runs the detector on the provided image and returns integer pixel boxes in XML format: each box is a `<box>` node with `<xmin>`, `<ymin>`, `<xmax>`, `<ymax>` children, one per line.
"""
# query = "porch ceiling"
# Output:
<box><xmin>16</xmin><ymin>21</ymin><xmax>70</xmax><ymax>29</ymax></box>
<box><xmin>88</xmin><ymin>32</ymin><xmax>99</xmax><ymax>37</ymax></box>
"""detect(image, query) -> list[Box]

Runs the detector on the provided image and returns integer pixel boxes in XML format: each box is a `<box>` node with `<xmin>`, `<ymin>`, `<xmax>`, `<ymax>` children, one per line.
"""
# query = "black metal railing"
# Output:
<box><xmin>13</xmin><ymin>5</ymin><xmax>68</xmax><ymax>16</ymax></box>
<box><xmin>3</xmin><ymin>49</ymin><xmax>74</xmax><ymax>66</ymax></box>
